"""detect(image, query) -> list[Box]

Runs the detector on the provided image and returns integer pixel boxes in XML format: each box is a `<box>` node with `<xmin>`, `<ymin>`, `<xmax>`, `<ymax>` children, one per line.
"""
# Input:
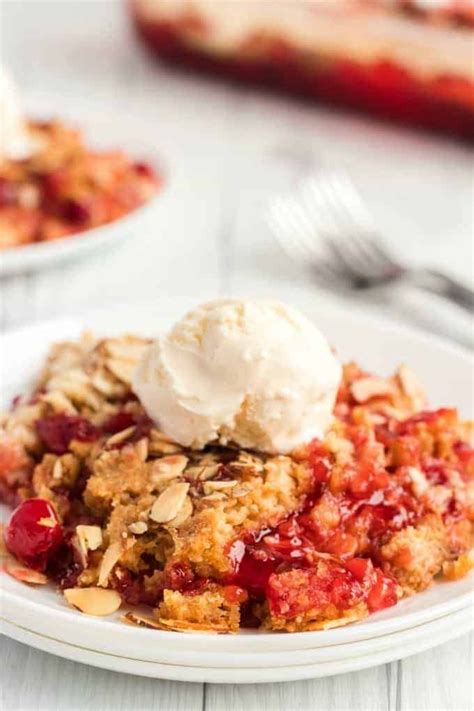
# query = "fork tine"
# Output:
<box><xmin>268</xmin><ymin>199</ymin><xmax>317</xmax><ymax>263</ymax></box>
<box><xmin>267</xmin><ymin>171</ymin><xmax>404</xmax><ymax>290</ymax></box>
<box><xmin>300</xmin><ymin>177</ymin><xmax>376</xmax><ymax>279</ymax></box>
<box><xmin>322</xmin><ymin>174</ymin><xmax>400</xmax><ymax>271</ymax></box>
<box><xmin>268</xmin><ymin>197</ymin><xmax>354</xmax><ymax>283</ymax></box>
<box><xmin>272</xmin><ymin>197</ymin><xmax>324</xmax><ymax>260</ymax></box>
<box><xmin>304</xmin><ymin>174</ymin><xmax>401</xmax><ymax>280</ymax></box>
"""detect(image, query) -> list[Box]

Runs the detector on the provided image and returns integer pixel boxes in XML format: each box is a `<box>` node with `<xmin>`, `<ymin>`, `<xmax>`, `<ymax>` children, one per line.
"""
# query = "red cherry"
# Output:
<box><xmin>4</xmin><ymin>498</ymin><xmax>63</xmax><ymax>570</ymax></box>
<box><xmin>134</xmin><ymin>161</ymin><xmax>155</xmax><ymax>180</ymax></box>
<box><xmin>36</xmin><ymin>414</ymin><xmax>99</xmax><ymax>455</ymax></box>
<box><xmin>62</xmin><ymin>199</ymin><xmax>91</xmax><ymax>225</ymax></box>
<box><xmin>344</xmin><ymin>557</ymin><xmax>372</xmax><ymax>582</ymax></box>
<box><xmin>367</xmin><ymin>569</ymin><xmax>398</xmax><ymax>611</ymax></box>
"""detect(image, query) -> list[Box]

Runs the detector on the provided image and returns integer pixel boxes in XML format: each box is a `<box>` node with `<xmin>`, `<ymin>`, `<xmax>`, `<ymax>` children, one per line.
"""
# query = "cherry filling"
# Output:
<box><xmin>227</xmin><ymin>529</ymin><xmax>398</xmax><ymax>619</ymax></box>
<box><xmin>61</xmin><ymin>199</ymin><xmax>91</xmax><ymax>226</ymax></box>
<box><xmin>36</xmin><ymin>414</ymin><xmax>99</xmax><ymax>455</ymax></box>
<box><xmin>102</xmin><ymin>410</ymin><xmax>153</xmax><ymax>442</ymax></box>
<box><xmin>266</xmin><ymin>558</ymin><xmax>398</xmax><ymax>619</ymax></box>
<box><xmin>3</xmin><ymin>401</ymin><xmax>470</xmax><ymax>626</ymax></box>
<box><xmin>224</xmin><ymin>429</ymin><xmax>423</xmax><ymax>619</ymax></box>
<box><xmin>133</xmin><ymin>14</ymin><xmax>474</xmax><ymax>141</ymax></box>
<box><xmin>4</xmin><ymin>498</ymin><xmax>63</xmax><ymax>570</ymax></box>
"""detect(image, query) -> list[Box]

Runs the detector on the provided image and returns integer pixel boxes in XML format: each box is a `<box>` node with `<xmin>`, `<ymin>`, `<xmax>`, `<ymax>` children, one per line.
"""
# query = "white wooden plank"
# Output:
<box><xmin>399</xmin><ymin>633</ymin><xmax>473</xmax><ymax>711</ymax></box>
<box><xmin>205</xmin><ymin>664</ymin><xmax>390</xmax><ymax>711</ymax></box>
<box><xmin>2</xmin><ymin>636</ymin><xmax>203</xmax><ymax>711</ymax></box>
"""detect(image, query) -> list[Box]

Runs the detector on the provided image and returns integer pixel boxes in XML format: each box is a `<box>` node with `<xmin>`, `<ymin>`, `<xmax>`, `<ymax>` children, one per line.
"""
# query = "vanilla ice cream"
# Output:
<box><xmin>0</xmin><ymin>67</ymin><xmax>37</xmax><ymax>161</ymax></box>
<box><xmin>133</xmin><ymin>299</ymin><xmax>342</xmax><ymax>454</ymax></box>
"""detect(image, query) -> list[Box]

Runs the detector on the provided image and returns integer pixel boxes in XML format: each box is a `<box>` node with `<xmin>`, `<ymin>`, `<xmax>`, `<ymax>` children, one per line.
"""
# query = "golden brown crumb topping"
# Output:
<box><xmin>0</xmin><ymin>333</ymin><xmax>472</xmax><ymax>633</ymax></box>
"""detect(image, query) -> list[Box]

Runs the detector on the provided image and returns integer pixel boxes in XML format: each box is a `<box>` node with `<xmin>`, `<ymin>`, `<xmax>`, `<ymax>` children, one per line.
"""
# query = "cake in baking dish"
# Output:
<box><xmin>131</xmin><ymin>0</ymin><xmax>474</xmax><ymax>140</ymax></box>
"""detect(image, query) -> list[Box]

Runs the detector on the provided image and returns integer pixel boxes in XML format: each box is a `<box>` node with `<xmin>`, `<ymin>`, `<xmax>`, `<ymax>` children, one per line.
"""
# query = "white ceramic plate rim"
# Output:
<box><xmin>1</xmin><ymin>608</ymin><xmax>471</xmax><ymax>684</ymax></box>
<box><xmin>0</xmin><ymin>97</ymin><xmax>168</xmax><ymax>276</ymax></box>
<box><xmin>1</xmin><ymin>597</ymin><xmax>471</xmax><ymax>668</ymax></box>
<box><xmin>1</xmin><ymin>303</ymin><xmax>473</xmax><ymax>656</ymax></box>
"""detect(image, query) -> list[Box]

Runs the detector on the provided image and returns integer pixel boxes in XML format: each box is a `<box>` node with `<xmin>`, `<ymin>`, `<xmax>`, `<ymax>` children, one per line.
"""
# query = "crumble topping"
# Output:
<box><xmin>1</xmin><ymin>333</ymin><xmax>472</xmax><ymax>634</ymax></box>
<box><xmin>0</xmin><ymin>120</ymin><xmax>161</xmax><ymax>248</ymax></box>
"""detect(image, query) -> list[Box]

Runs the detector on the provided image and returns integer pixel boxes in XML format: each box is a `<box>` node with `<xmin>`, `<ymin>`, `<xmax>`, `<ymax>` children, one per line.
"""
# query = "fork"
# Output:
<box><xmin>266</xmin><ymin>172</ymin><xmax>473</xmax><ymax>313</ymax></box>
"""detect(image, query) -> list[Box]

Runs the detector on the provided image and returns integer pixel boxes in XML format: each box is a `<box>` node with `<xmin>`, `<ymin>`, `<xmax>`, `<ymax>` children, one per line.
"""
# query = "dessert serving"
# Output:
<box><xmin>1</xmin><ymin>299</ymin><xmax>473</xmax><ymax>634</ymax></box>
<box><xmin>0</xmin><ymin>68</ymin><xmax>161</xmax><ymax>249</ymax></box>
<box><xmin>131</xmin><ymin>0</ymin><xmax>474</xmax><ymax>140</ymax></box>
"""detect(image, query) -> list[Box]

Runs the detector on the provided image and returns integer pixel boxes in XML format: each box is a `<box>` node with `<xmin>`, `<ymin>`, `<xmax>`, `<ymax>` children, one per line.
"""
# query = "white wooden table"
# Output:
<box><xmin>1</xmin><ymin>2</ymin><xmax>473</xmax><ymax>709</ymax></box>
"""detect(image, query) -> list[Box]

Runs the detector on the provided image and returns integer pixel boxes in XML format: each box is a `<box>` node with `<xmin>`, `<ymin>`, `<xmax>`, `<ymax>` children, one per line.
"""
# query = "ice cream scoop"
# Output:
<box><xmin>133</xmin><ymin>299</ymin><xmax>342</xmax><ymax>453</ymax></box>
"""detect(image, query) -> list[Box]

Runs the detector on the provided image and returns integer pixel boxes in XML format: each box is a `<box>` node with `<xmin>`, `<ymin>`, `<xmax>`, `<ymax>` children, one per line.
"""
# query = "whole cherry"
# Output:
<box><xmin>4</xmin><ymin>498</ymin><xmax>63</xmax><ymax>571</ymax></box>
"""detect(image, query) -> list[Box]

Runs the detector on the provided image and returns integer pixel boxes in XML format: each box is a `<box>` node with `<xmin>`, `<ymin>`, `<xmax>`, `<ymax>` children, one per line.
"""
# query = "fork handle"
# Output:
<box><xmin>410</xmin><ymin>269</ymin><xmax>474</xmax><ymax>313</ymax></box>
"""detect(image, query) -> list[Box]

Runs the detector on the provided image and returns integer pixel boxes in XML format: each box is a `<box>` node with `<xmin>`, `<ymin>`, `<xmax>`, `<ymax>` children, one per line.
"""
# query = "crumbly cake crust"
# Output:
<box><xmin>1</xmin><ymin>334</ymin><xmax>473</xmax><ymax>633</ymax></box>
<box><xmin>0</xmin><ymin>121</ymin><xmax>160</xmax><ymax>248</ymax></box>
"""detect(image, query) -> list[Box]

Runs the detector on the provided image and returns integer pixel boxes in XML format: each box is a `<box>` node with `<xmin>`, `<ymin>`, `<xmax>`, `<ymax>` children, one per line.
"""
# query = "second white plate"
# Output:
<box><xmin>0</xmin><ymin>95</ymin><xmax>168</xmax><ymax>277</ymax></box>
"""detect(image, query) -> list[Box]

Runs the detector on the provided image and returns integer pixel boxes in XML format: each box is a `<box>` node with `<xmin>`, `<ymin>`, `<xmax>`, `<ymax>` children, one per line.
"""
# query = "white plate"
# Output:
<box><xmin>1</xmin><ymin>582</ymin><xmax>472</xmax><ymax>667</ymax></box>
<box><xmin>1</xmin><ymin>564</ymin><xmax>472</xmax><ymax>656</ymax></box>
<box><xmin>0</xmin><ymin>303</ymin><xmax>473</xmax><ymax>672</ymax></box>
<box><xmin>1</xmin><ymin>607</ymin><xmax>471</xmax><ymax>683</ymax></box>
<box><xmin>0</xmin><ymin>97</ymin><xmax>167</xmax><ymax>277</ymax></box>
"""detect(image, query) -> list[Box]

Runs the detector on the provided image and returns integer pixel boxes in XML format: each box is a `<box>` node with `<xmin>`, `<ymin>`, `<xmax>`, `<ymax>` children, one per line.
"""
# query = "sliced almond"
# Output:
<box><xmin>38</xmin><ymin>516</ymin><xmax>57</xmax><ymax>529</ymax></box>
<box><xmin>203</xmin><ymin>480</ymin><xmax>237</xmax><ymax>495</ymax></box>
<box><xmin>135</xmin><ymin>438</ymin><xmax>149</xmax><ymax>462</ymax></box>
<box><xmin>105</xmin><ymin>339</ymin><xmax>147</xmax><ymax>361</ymax></box>
<box><xmin>149</xmin><ymin>482</ymin><xmax>190</xmax><ymax>523</ymax></box>
<box><xmin>351</xmin><ymin>377</ymin><xmax>393</xmax><ymax>404</ymax></box>
<box><xmin>106</xmin><ymin>426</ymin><xmax>136</xmax><ymax>446</ymax></box>
<box><xmin>232</xmin><ymin>453</ymin><xmax>264</xmax><ymax>471</ymax></box>
<box><xmin>52</xmin><ymin>459</ymin><xmax>63</xmax><ymax>481</ymax></box>
<box><xmin>71</xmin><ymin>535</ymin><xmax>87</xmax><ymax>569</ymax></box>
<box><xmin>40</xmin><ymin>390</ymin><xmax>78</xmax><ymax>415</ymax></box>
<box><xmin>121</xmin><ymin>612</ymin><xmax>165</xmax><ymax>629</ymax></box>
<box><xmin>4</xmin><ymin>560</ymin><xmax>48</xmax><ymax>585</ymax></box>
<box><xmin>90</xmin><ymin>372</ymin><xmax>118</xmax><ymax>397</ymax></box>
<box><xmin>151</xmin><ymin>455</ymin><xmax>188</xmax><ymax>481</ymax></box>
<box><xmin>106</xmin><ymin>358</ymin><xmax>137</xmax><ymax>384</ymax></box>
<box><xmin>157</xmin><ymin>618</ymin><xmax>224</xmax><ymax>634</ymax></box>
<box><xmin>150</xmin><ymin>429</ymin><xmax>175</xmax><ymax>444</ymax></box>
<box><xmin>397</xmin><ymin>365</ymin><xmax>426</xmax><ymax>406</ymax></box>
<box><xmin>149</xmin><ymin>432</ymin><xmax>183</xmax><ymax>455</ymax></box>
<box><xmin>64</xmin><ymin>587</ymin><xmax>121</xmax><ymax>616</ymax></box>
<box><xmin>128</xmin><ymin>521</ymin><xmax>148</xmax><ymax>535</ymax></box>
<box><xmin>167</xmin><ymin>495</ymin><xmax>193</xmax><ymax>527</ymax></box>
<box><xmin>201</xmin><ymin>492</ymin><xmax>227</xmax><ymax>502</ymax></box>
<box><xmin>378</xmin><ymin>403</ymin><xmax>406</xmax><ymax>420</ymax></box>
<box><xmin>233</xmin><ymin>487</ymin><xmax>251</xmax><ymax>498</ymax></box>
<box><xmin>185</xmin><ymin>464</ymin><xmax>220</xmax><ymax>481</ymax></box>
<box><xmin>76</xmin><ymin>525</ymin><xmax>103</xmax><ymax>558</ymax></box>
<box><xmin>150</xmin><ymin>469</ymin><xmax>183</xmax><ymax>487</ymax></box>
<box><xmin>97</xmin><ymin>542</ymin><xmax>122</xmax><ymax>587</ymax></box>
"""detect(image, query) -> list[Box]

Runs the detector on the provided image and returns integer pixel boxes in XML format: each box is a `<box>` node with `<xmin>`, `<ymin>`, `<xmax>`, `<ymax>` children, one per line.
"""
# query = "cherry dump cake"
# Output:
<box><xmin>0</xmin><ymin>69</ymin><xmax>161</xmax><ymax>249</ymax></box>
<box><xmin>1</xmin><ymin>303</ymin><xmax>473</xmax><ymax>634</ymax></box>
<box><xmin>131</xmin><ymin>0</ymin><xmax>474</xmax><ymax>140</ymax></box>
